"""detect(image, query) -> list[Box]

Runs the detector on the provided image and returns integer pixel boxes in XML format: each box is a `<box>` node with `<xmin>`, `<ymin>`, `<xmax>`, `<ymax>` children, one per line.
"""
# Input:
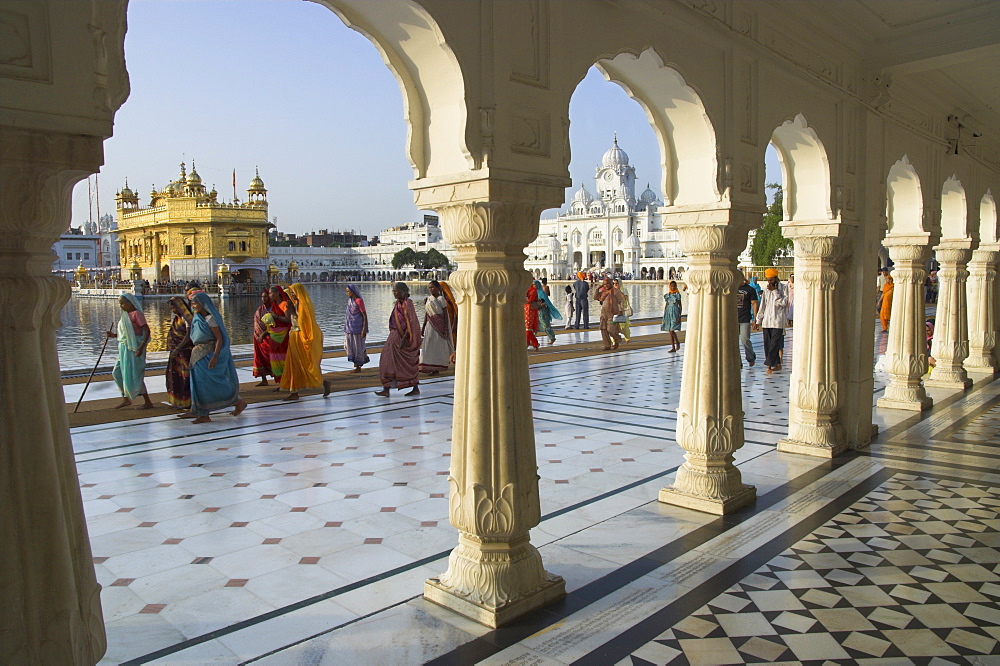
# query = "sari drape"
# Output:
<box><xmin>189</xmin><ymin>292</ymin><xmax>241</xmax><ymax>416</ymax></box>
<box><xmin>265</xmin><ymin>285</ymin><xmax>291</xmax><ymax>378</ymax></box>
<box><xmin>111</xmin><ymin>293</ymin><xmax>148</xmax><ymax>399</ymax></box>
<box><xmin>379</xmin><ymin>298</ymin><xmax>421</xmax><ymax>389</ymax></box>
<box><xmin>280</xmin><ymin>283</ymin><xmax>324</xmax><ymax>391</ymax></box>
<box><xmin>165</xmin><ymin>297</ymin><xmax>192</xmax><ymax>408</ymax></box>
<box><xmin>344</xmin><ymin>284</ymin><xmax>370</xmax><ymax>367</ymax></box>
<box><xmin>252</xmin><ymin>292</ymin><xmax>272</xmax><ymax>378</ymax></box>
<box><xmin>419</xmin><ymin>295</ymin><xmax>454</xmax><ymax>373</ymax></box>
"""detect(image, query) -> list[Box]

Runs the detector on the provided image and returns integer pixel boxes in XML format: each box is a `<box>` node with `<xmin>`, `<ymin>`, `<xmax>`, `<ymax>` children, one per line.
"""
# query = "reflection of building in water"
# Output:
<box><xmin>115</xmin><ymin>162</ymin><xmax>271</xmax><ymax>283</ymax></box>
<box><xmin>525</xmin><ymin>135</ymin><xmax>686</xmax><ymax>280</ymax></box>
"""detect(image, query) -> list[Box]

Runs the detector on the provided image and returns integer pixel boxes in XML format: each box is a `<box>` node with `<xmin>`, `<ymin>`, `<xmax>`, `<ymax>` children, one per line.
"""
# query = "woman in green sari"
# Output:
<box><xmin>109</xmin><ymin>293</ymin><xmax>154</xmax><ymax>409</ymax></box>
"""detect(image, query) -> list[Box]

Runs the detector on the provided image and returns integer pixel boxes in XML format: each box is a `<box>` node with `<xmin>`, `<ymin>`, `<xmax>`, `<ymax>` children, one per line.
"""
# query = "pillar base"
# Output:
<box><xmin>925</xmin><ymin>376</ymin><xmax>972</xmax><ymax>390</ymax></box>
<box><xmin>964</xmin><ymin>362</ymin><xmax>998</xmax><ymax>375</ymax></box>
<box><xmin>658</xmin><ymin>484</ymin><xmax>756</xmax><ymax>515</ymax></box>
<box><xmin>876</xmin><ymin>395</ymin><xmax>933</xmax><ymax>412</ymax></box>
<box><xmin>424</xmin><ymin>573</ymin><xmax>565</xmax><ymax>628</ymax></box>
<box><xmin>776</xmin><ymin>438</ymin><xmax>849</xmax><ymax>458</ymax></box>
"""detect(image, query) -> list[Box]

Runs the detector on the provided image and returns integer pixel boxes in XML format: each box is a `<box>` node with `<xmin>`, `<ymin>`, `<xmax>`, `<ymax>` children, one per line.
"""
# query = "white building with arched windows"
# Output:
<box><xmin>525</xmin><ymin>135</ymin><xmax>685</xmax><ymax>280</ymax></box>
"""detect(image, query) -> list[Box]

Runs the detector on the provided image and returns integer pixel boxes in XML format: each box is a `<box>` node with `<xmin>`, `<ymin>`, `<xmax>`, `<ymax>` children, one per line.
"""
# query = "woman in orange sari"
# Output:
<box><xmin>879</xmin><ymin>274</ymin><xmax>894</xmax><ymax>332</ymax></box>
<box><xmin>376</xmin><ymin>282</ymin><xmax>422</xmax><ymax>397</ymax></box>
<box><xmin>280</xmin><ymin>283</ymin><xmax>324</xmax><ymax>401</ymax></box>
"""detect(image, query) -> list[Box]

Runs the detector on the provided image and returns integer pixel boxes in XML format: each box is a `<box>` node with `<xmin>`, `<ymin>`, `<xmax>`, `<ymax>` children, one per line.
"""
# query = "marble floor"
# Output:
<box><xmin>68</xmin><ymin>323</ymin><xmax>1000</xmax><ymax>664</ymax></box>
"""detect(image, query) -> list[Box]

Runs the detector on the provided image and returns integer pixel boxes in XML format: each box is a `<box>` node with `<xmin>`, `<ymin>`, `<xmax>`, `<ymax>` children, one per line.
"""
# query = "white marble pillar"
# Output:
<box><xmin>927</xmin><ymin>245</ymin><xmax>973</xmax><ymax>389</ymax></box>
<box><xmin>778</xmin><ymin>232</ymin><xmax>847</xmax><ymax>457</ymax></box>
<box><xmin>0</xmin><ymin>127</ymin><xmax>107</xmax><ymax>663</ymax></box>
<box><xmin>965</xmin><ymin>245</ymin><xmax>999</xmax><ymax>373</ymax></box>
<box><xmin>659</xmin><ymin>211</ymin><xmax>757</xmax><ymax>515</ymax></box>
<box><xmin>877</xmin><ymin>241</ymin><xmax>933</xmax><ymax>410</ymax></box>
<box><xmin>417</xmin><ymin>180</ymin><xmax>565</xmax><ymax>627</ymax></box>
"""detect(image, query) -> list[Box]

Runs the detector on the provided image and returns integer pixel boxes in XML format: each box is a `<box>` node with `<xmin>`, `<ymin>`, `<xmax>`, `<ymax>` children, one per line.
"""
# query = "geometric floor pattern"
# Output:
<box><xmin>63</xmin><ymin>320</ymin><xmax>1000</xmax><ymax>664</ymax></box>
<box><xmin>624</xmin><ymin>475</ymin><xmax>1000</xmax><ymax>664</ymax></box>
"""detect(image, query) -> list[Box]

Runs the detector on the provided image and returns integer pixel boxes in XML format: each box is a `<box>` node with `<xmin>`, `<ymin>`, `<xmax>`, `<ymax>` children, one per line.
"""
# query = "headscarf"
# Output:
<box><xmin>168</xmin><ymin>295</ymin><xmax>192</xmax><ymax>321</ymax></box>
<box><xmin>764</xmin><ymin>268</ymin><xmax>780</xmax><ymax>279</ymax></box>
<box><xmin>286</xmin><ymin>283</ymin><xmax>323</xmax><ymax>364</ymax></box>
<box><xmin>190</xmin><ymin>291</ymin><xmax>231</xmax><ymax>348</ymax></box>
<box><xmin>438</xmin><ymin>280</ymin><xmax>459</xmax><ymax>343</ymax></box>
<box><xmin>117</xmin><ymin>293</ymin><xmax>144</xmax><ymax>351</ymax></box>
<box><xmin>533</xmin><ymin>279</ymin><xmax>562</xmax><ymax>320</ymax></box>
<box><xmin>346</xmin><ymin>283</ymin><xmax>364</xmax><ymax>304</ymax></box>
<box><xmin>185</xmin><ymin>281</ymin><xmax>204</xmax><ymax>299</ymax></box>
<box><xmin>270</xmin><ymin>285</ymin><xmax>290</xmax><ymax>318</ymax></box>
<box><xmin>577</xmin><ymin>271</ymin><xmax>587</xmax><ymax>281</ymax></box>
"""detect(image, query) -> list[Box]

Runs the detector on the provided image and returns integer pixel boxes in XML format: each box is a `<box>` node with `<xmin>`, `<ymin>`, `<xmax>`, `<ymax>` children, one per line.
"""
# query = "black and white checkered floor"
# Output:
<box><xmin>624</xmin><ymin>474</ymin><xmax>1000</xmax><ymax>664</ymax></box>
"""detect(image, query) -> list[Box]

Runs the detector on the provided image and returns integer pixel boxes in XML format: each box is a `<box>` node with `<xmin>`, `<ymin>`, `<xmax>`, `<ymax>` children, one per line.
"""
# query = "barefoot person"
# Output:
<box><xmin>755</xmin><ymin>268</ymin><xmax>789</xmax><ymax>374</ymax></box>
<box><xmin>109</xmin><ymin>293</ymin><xmax>154</xmax><ymax>410</ymax></box>
<box><xmin>165</xmin><ymin>296</ymin><xmax>193</xmax><ymax>409</ymax></box>
<box><xmin>280</xmin><ymin>283</ymin><xmax>324</xmax><ymax>401</ymax></box>
<box><xmin>185</xmin><ymin>292</ymin><xmax>246</xmax><ymax>423</ymax></box>
<box><xmin>419</xmin><ymin>280</ymin><xmax>454</xmax><ymax>375</ymax></box>
<box><xmin>661</xmin><ymin>281</ymin><xmax>682</xmax><ymax>353</ymax></box>
<box><xmin>375</xmin><ymin>282</ymin><xmax>422</xmax><ymax>397</ymax></box>
<box><xmin>343</xmin><ymin>285</ymin><xmax>370</xmax><ymax>373</ymax></box>
<box><xmin>264</xmin><ymin>285</ymin><xmax>292</xmax><ymax>391</ymax></box>
<box><xmin>252</xmin><ymin>290</ymin><xmax>274</xmax><ymax>386</ymax></box>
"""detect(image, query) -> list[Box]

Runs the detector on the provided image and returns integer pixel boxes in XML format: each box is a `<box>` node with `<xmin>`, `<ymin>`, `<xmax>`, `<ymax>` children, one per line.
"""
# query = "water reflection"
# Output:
<box><xmin>58</xmin><ymin>281</ymin><xmax>679</xmax><ymax>368</ymax></box>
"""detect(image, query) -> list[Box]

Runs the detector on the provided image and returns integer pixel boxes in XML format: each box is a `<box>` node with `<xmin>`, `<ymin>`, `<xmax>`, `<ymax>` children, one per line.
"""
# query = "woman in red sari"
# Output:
<box><xmin>264</xmin><ymin>285</ymin><xmax>292</xmax><ymax>390</ymax></box>
<box><xmin>252</xmin><ymin>290</ymin><xmax>273</xmax><ymax>386</ymax></box>
<box><xmin>525</xmin><ymin>282</ymin><xmax>540</xmax><ymax>349</ymax></box>
<box><xmin>165</xmin><ymin>296</ymin><xmax>193</xmax><ymax>409</ymax></box>
<box><xmin>376</xmin><ymin>282</ymin><xmax>422</xmax><ymax>397</ymax></box>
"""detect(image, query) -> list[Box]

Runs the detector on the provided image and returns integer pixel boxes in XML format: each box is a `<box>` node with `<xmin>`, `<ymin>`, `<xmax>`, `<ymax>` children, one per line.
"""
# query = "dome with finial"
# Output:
<box><xmin>178</xmin><ymin>161</ymin><xmax>188</xmax><ymax>183</ymax></box>
<box><xmin>639</xmin><ymin>183</ymin><xmax>658</xmax><ymax>204</ymax></box>
<box><xmin>187</xmin><ymin>160</ymin><xmax>202</xmax><ymax>185</ymax></box>
<box><xmin>120</xmin><ymin>178</ymin><xmax>134</xmax><ymax>198</ymax></box>
<box><xmin>602</xmin><ymin>133</ymin><xmax>629</xmax><ymax>169</ymax></box>
<box><xmin>572</xmin><ymin>183</ymin><xmax>594</xmax><ymax>205</ymax></box>
<box><xmin>249</xmin><ymin>167</ymin><xmax>266</xmax><ymax>192</ymax></box>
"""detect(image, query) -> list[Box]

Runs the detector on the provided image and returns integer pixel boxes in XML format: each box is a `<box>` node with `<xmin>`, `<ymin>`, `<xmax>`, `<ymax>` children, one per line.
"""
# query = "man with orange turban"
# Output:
<box><xmin>755</xmin><ymin>268</ymin><xmax>788</xmax><ymax>374</ymax></box>
<box><xmin>572</xmin><ymin>271</ymin><xmax>590</xmax><ymax>329</ymax></box>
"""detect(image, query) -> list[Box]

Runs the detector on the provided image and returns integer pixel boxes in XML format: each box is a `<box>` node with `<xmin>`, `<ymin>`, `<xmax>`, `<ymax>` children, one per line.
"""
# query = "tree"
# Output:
<box><xmin>750</xmin><ymin>183</ymin><xmax>793</xmax><ymax>266</ymax></box>
<box><xmin>391</xmin><ymin>247</ymin><xmax>417</xmax><ymax>270</ymax></box>
<box><xmin>424</xmin><ymin>248</ymin><xmax>452</xmax><ymax>270</ymax></box>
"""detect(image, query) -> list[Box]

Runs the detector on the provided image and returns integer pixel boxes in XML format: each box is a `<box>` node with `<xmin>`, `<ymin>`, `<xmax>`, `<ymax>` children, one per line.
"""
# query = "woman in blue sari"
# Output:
<box><xmin>109</xmin><ymin>293</ymin><xmax>154</xmax><ymax>409</ymax></box>
<box><xmin>533</xmin><ymin>279</ymin><xmax>562</xmax><ymax>345</ymax></box>
<box><xmin>183</xmin><ymin>292</ymin><xmax>246</xmax><ymax>423</ymax></box>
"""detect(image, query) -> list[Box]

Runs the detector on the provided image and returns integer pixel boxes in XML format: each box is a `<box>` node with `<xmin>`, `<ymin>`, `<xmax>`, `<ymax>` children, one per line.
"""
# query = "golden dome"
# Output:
<box><xmin>187</xmin><ymin>161</ymin><xmax>203</xmax><ymax>185</ymax></box>
<box><xmin>248</xmin><ymin>167</ymin><xmax>266</xmax><ymax>191</ymax></box>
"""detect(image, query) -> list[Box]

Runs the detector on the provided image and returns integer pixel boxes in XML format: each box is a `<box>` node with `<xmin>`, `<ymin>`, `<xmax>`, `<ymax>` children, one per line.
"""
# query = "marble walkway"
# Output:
<box><xmin>69</xmin><ymin>323</ymin><xmax>1000</xmax><ymax>664</ymax></box>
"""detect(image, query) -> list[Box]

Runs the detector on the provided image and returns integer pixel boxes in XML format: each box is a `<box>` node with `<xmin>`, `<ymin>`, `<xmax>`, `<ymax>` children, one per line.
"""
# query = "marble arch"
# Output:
<box><xmin>941</xmin><ymin>175</ymin><xmax>969</xmax><ymax>240</ymax></box>
<box><xmin>981</xmin><ymin>191</ymin><xmax>998</xmax><ymax>243</ymax></box>
<box><xmin>317</xmin><ymin>0</ymin><xmax>471</xmax><ymax>178</ymax></box>
<box><xmin>770</xmin><ymin>114</ymin><xmax>834</xmax><ymax>223</ymax></box>
<box><xmin>886</xmin><ymin>156</ymin><xmax>925</xmax><ymax>235</ymax></box>
<box><xmin>595</xmin><ymin>49</ymin><xmax>720</xmax><ymax>206</ymax></box>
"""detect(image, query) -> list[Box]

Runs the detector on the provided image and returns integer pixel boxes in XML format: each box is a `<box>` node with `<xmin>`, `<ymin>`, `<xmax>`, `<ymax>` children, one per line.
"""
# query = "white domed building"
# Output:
<box><xmin>525</xmin><ymin>135</ymin><xmax>686</xmax><ymax>280</ymax></box>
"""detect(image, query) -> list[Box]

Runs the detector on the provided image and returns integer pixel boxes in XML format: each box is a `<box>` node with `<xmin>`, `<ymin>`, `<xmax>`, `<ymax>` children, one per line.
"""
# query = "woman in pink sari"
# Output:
<box><xmin>375</xmin><ymin>282</ymin><xmax>422</xmax><ymax>397</ymax></box>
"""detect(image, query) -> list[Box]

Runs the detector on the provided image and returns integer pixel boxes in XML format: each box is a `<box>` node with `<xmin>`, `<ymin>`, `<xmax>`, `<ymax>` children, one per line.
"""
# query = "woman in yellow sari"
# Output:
<box><xmin>279</xmin><ymin>283</ymin><xmax>324</xmax><ymax>400</ymax></box>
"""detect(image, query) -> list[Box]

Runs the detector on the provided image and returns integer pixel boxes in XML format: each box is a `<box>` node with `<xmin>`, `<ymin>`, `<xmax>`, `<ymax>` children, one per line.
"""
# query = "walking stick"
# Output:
<box><xmin>74</xmin><ymin>322</ymin><xmax>115</xmax><ymax>413</ymax></box>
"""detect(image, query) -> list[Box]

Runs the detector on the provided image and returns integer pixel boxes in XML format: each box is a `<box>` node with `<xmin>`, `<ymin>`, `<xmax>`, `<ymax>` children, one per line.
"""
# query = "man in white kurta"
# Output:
<box><xmin>754</xmin><ymin>271</ymin><xmax>788</xmax><ymax>374</ymax></box>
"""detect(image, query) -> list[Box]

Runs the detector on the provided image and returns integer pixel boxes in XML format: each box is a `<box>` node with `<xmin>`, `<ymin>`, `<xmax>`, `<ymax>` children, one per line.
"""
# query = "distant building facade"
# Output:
<box><xmin>114</xmin><ymin>162</ymin><xmax>271</xmax><ymax>283</ymax></box>
<box><xmin>52</xmin><ymin>213</ymin><xmax>120</xmax><ymax>276</ymax></box>
<box><xmin>525</xmin><ymin>136</ymin><xmax>686</xmax><ymax>280</ymax></box>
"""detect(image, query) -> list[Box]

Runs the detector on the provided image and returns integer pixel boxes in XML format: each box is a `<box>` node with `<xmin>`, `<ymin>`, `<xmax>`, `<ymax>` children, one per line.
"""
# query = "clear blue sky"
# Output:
<box><xmin>73</xmin><ymin>1</ymin><xmax>780</xmax><ymax>236</ymax></box>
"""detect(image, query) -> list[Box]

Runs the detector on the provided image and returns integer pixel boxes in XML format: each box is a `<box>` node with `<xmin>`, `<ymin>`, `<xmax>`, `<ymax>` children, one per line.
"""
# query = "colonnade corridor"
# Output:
<box><xmin>62</xmin><ymin>321</ymin><xmax>1000</xmax><ymax>664</ymax></box>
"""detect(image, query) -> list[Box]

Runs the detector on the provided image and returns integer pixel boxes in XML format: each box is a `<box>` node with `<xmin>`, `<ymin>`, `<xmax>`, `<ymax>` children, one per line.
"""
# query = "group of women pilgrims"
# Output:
<box><xmin>111</xmin><ymin>286</ymin><xmax>247</xmax><ymax>423</ymax></box>
<box><xmin>108</xmin><ymin>280</ymin><xmax>460</xmax><ymax>415</ymax></box>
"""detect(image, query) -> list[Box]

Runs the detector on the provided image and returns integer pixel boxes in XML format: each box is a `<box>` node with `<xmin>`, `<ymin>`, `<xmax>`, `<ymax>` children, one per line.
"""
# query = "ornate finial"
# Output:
<box><xmin>191</xmin><ymin>159</ymin><xmax>196</xmax><ymax>170</ymax></box>
<box><xmin>255</xmin><ymin>166</ymin><xmax>260</xmax><ymax>176</ymax></box>
<box><xmin>613</xmin><ymin>131</ymin><xmax>618</xmax><ymax>145</ymax></box>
